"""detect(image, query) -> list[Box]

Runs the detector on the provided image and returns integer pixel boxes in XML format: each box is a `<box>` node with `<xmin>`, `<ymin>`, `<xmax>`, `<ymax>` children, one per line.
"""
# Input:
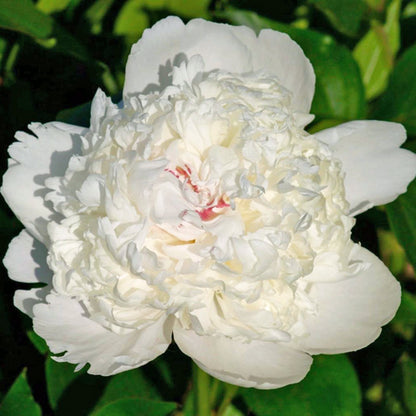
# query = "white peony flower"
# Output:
<box><xmin>2</xmin><ymin>16</ymin><xmax>416</xmax><ymax>389</ymax></box>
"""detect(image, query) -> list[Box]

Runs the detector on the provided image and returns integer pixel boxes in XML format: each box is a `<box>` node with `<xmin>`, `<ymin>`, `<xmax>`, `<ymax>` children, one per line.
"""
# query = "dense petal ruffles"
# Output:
<box><xmin>1</xmin><ymin>122</ymin><xmax>86</xmax><ymax>243</ymax></box>
<box><xmin>315</xmin><ymin>121</ymin><xmax>416</xmax><ymax>215</ymax></box>
<box><xmin>123</xmin><ymin>16</ymin><xmax>315</xmax><ymax>113</ymax></box>
<box><xmin>298</xmin><ymin>244</ymin><xmax>401</xmax><ymax>354</ymax></box>
<box><xmin>33</xmin><ymin>294</ymin><xmax>173</xmax><ymax>376</ymax></box>
<box><xmin>174</xmin><ymin>326</ymin><xmax>312</xmax><ymax>389</ymax></box>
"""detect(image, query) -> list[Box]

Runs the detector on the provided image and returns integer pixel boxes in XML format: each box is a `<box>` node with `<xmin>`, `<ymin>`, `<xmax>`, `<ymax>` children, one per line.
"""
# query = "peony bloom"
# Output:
<box><xmin>2</xmin><ymin>16</ymin><xmax>416</xmax><ymax>389</ymax></box>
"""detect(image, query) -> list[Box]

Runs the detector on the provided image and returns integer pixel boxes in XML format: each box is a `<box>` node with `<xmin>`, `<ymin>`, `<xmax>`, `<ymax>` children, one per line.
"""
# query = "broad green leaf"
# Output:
<box><xmin>39</xmin><ymin>23</ymin><xmax>91</xmax><ymax>62</ymax></box>
<box><xmin>392</xmin><ymin>291</ymin><xmax>416</xmax><ymax>340</ymax></box>
<box><xmin>114</xmin><ymin>0</ymin><xmax>150</xmax><ymax>43</ymax></box>
<box><xmin>92</xmin><ymin>370</ymin><xmax>162</xmax><ymax>413</ymax></box>
<box><xmin>353</xmin><ymin>0</ymin><xmax>401</xmax><ymax>100</ymax></box>
<box><xmin>241</xmin><ymin>355</ymin><xmax>361</xmax><ymax>416</ymax></box>
<box><xmin>114</xmin><ymin>0</ymin><xmax>210</xmax><ymax>43</ymax></box>
<box><xmin>309</xmin><ymin>0</ymin><xmax>366</xmax><ymax>36</ymax></box>
<box><xmin>0</xmin><ymin>369</ymin><xmax>41</xmax><ymax>416</ymax></box>
<box><xmin>0</xmin><ymin>0</ymin><xmax>54</xmax><ymax>39</ymax></box>
<box><xmin>386</xmin><ymin>179</ymin><xmax>416</xmax><ymax>270</ymax></box>
<box><xmin>45</xmin><ymin>357</ymin><xmax>80</xmax><ymax>410</ymax></box>
<box><xmin>44</xmin><ymin>357</ymin><xmax>108</xmax><ymax>415</ymax></box>
<box><xmin>223</xmin><ymin>8</ymin><xmax>366</xmax><ymax>120</ymax></box>
<box><xmin>36</xmin><ymin>0</ymin><xmax>72</xmax><ymax>14</ymax></box>
<box><xmin>91</xmin><ymin>398</ymin><xmax>177</xmax><ymax>416</ymax></box>
<box><xmin>0</xmin><ymin>0</ymin><xmax>90</xmax><ymax>62</ymax></box>
<box><xmin>372</xmin><ymin>43</ymin><xmax>416</xmax><ymax>135</ymax></box>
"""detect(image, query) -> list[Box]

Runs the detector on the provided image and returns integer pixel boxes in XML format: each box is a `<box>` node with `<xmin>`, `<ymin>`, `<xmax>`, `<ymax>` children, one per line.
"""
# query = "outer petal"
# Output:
<box><xmin>315</xmin><ymin>121</ymin><xmax>416</xmax><ymax>215</ymax></box>
<box><xmin>33</xmin><ymin>293</ymin><xmax>173</xmax><ymax>376</ymax></box>
<box><xmin>230</xmin><ymin>26</ymin><xmax>315</xmax><ymax>112</ymax></box>
<box><xmin>174</xmin><ymin>326</ymin><xmax>312</xmax><ymax>389</ymax></box>
<box><xmin>123</xmin><ymin>17</ymin><xmax>315</xmax><ymax>113</ymax></box>
<box><xmin>3</xmin><ymin>229</ymin><xmax>52</xmax><ymax>284</ymax></box>
<box><xmin>14</xmin><ymin>287</ymin><xmax>50</xmax><ymax>317</ymax></box>
<box><xmin>1</xmin><ymin>122</ymin><xmax>86</xmax><ymax>243</ymax></box>
<box><xmin>298</xmin><ymin>244</ymin><xmax>401</xmax><ymax>354</ymax></box>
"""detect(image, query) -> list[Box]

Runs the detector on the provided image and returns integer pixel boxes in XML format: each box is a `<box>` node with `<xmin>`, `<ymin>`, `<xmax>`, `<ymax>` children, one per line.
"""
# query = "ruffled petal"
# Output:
<box><xmin>1</xmin><ymin>122</ymin><xmax>86</xmax><ymax>243</ymax></box>
<box><xmin>123</xmin><ymin>17</ymin><xmax>315</xmax><ymax>113</ymax></box>
<box><xmin>298</xmin><ymin>244</ymin><xmax>401</xmax><ymax>354</ymax></box>
<box><xmin>315</xmin><ymin>121</ymin><xmax>416</xmax><ymax>215</ymax></box>
<box><xmin>174</xmin><ymin>326</ymin><xmax>312</xmax><ymax>389</ymax></box>
<box><xmin>33</xmin><ymin>294</ymin><xmax>173</xmax><ymax>376</ymax></box>
<box><xmin>3</xmin><ymin>229</ymin><xmax>52</xmax><ymax>284</ymax></box>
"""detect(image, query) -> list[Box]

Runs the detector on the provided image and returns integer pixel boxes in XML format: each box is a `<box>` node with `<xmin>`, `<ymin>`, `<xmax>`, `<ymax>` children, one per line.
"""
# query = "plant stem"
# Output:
<box><xmin>217</xmin><ymin>383</ymin><xmax>239</xmax><ymax>416</ymax></box>
<box><xmin>193</xmin><ymin>363</ymin><xmax>211</xmax><ymax>416</ymax></box>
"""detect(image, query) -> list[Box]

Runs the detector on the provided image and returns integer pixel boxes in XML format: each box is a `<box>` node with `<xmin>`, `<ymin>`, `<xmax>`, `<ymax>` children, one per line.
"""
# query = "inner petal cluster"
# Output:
<box><xmin>45</xmin><ymin>56</ymin><xmax>354</xmax><ymax>343</ymax></box>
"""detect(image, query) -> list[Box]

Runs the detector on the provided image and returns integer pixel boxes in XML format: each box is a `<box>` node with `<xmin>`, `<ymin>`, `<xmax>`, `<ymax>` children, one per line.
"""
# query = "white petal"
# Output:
<box><xmin>315</xmin><ymin>121</ymin><xmax>416</xmax><ymax>215</ymax></box>
<box><xmin>14</xmin><ymin>287</ymin><xmax>50</xmax><ymax>317</ymax></box>
<box><xmin>230</xmin><ymin>26</ymin><xmax>315</xmax><ymax>112</ymax></box>
<box><xmin>1</xmin><ymin>122</ymin><xmax>86</xmax><ymax>243</ymax></box>
<box><xmin>33</xmin><ymin>294</ymin><xmax>173</xmax><ymax>376</ymax></box>
<box><xmin>3</xmin><ymin>229</ymin><xmax>52</xmax><ymax>284</ymax></box>
<box><xmin>174</xmin><ymin>326</ymin><xmax>312</xmax><ymax>389</ymax></box>
<box><xmin>124</xmin><ymin>17</ymin><xmax>252</xmax><ymax>97</ymax></box>
<box><xmin>299</xmin><ymin>244</ymin><xmax>401</xmax><ymax>354</ymax></box>
<box><xmin>123</xmin><ymin>17</ymin><xmax>315</xmax><ymax>112</ymax></box>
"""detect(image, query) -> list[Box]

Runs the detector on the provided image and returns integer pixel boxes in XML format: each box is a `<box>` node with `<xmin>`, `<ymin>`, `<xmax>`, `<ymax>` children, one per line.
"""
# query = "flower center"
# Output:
<box><xmin>165</xmin><ymin>164</ymin><xmax>230</xmax><ymax>222</ymax></box>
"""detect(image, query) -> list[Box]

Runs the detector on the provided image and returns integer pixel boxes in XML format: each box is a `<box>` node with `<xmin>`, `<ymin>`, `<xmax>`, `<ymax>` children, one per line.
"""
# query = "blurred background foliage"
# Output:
<box><xmin>0</xmin><ymin>0</ymin><xmax>416</xmax><ymax>415</ymax></box>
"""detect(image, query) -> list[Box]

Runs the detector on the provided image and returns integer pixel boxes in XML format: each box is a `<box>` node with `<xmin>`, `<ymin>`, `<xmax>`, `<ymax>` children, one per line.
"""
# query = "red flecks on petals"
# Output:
<box><xmin>197</xmin><ymin>197</ymin><xmax>230</xmax><ymax>221</ymax></box>
<box><xmin>165</xmin><ymin>165</ymin><xmax>230</xmax><ymax>221</ymax></box>
<box><xmin>166</xmin><ymin>165</ymin><xmax>199</xmax><ymax>193</ymax></box>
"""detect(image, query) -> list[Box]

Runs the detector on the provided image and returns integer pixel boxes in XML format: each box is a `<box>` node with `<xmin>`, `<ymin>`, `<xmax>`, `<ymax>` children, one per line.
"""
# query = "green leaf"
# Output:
<box><xmin>44</xmin><ymin>358</ymin><xmax>108</xmax><ymax>415</ymax></box>
<box><xmin>377</xmin><ymin>229</ymin><xmax>407</xmax><ymax>276</ymax></box>
<box><xmin>45</xmin><ymin>357</ymin><xmax>81</xmax><ymax>410</ymax></box>
<box><xmin>0</xmin><ymin>0</ymin><xmax>54</xmax><ymax>39</ymax></box>
<box><xmin>223</xmin><ymin>8</ymin><xmax>366</xmax><ymax>120</ymax></box>
<box><xmin>57</xmin><ymin>101</ymin><xmax>92</xmax><ymax>126</ymax></box>
<box><xmin>403</xmin><ymin>1</ymin><xmax>416</xmax><ymax>18</ymax></box>
<box><xmin>222</xmin><ymin>404</ymin><xmax>244</xmax><ymax>416</ymax></box>
<box><xmin>392</xmin><ymin>291</ymin><xmax>416</xmax><ymax>340</ymax></box>
<box><xmin>0</xmin><ymin>369</ymin><xmax>41</xmax><ymax>416</ymax></box>
<box><xmin>353</xmin><ymin>0</ymin><xmax>401</xmax><ymax>100</ymax></box>
<box><xmin>0</xmin><ymin>0</ymin><xmax>90</xmax><ymax>62</ymax></box>
<box><xmin>114</xmin><ymin>0</ymin><xmax>210</xmax><ymax>43</ymax></box>
<box><xmin>372</xmin><ymin>43</ymin><xmax>416</xmax><ymax>135</ymax></box>
<box><xmin>241</xmin><ymin>355</ymin><xmax>361</xmax><ymax>416</ymax></box>
<box><xmin>92</xmin><ymin>370</ymin><xmax>162</xmax><ymax>413</ymax></box>
<box><xmin>85</xmin><ymin>0</ymin><xmax>116</xmax><ymax>35</ymax></box>
<box><xmin>309</xmin><ymin>0</ymin><xmax>366</xmax><ymax>36</ymax></box>
<box><xmin>91</xmin><ymin>398</ymin><xmax>177</xmax><ymax>416</ymax></box>
<box><xmin>386</xmin><ymin>179</ymin><xmax>416</xmax><ymax>271</ymax></box>
<box><xmin>36</xmin><ymin>0</ymin><xmax>72</xmax><ymax>14</ymax></box>
<box><xmin>384</xmin><ymin>355</ymin><xmax>416</xmax><ymax>416</ymax></box>
<box><xmin>26</xmin><ymin>330</ymin><xmax>49</xmax><ymax>355</ymax></box>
